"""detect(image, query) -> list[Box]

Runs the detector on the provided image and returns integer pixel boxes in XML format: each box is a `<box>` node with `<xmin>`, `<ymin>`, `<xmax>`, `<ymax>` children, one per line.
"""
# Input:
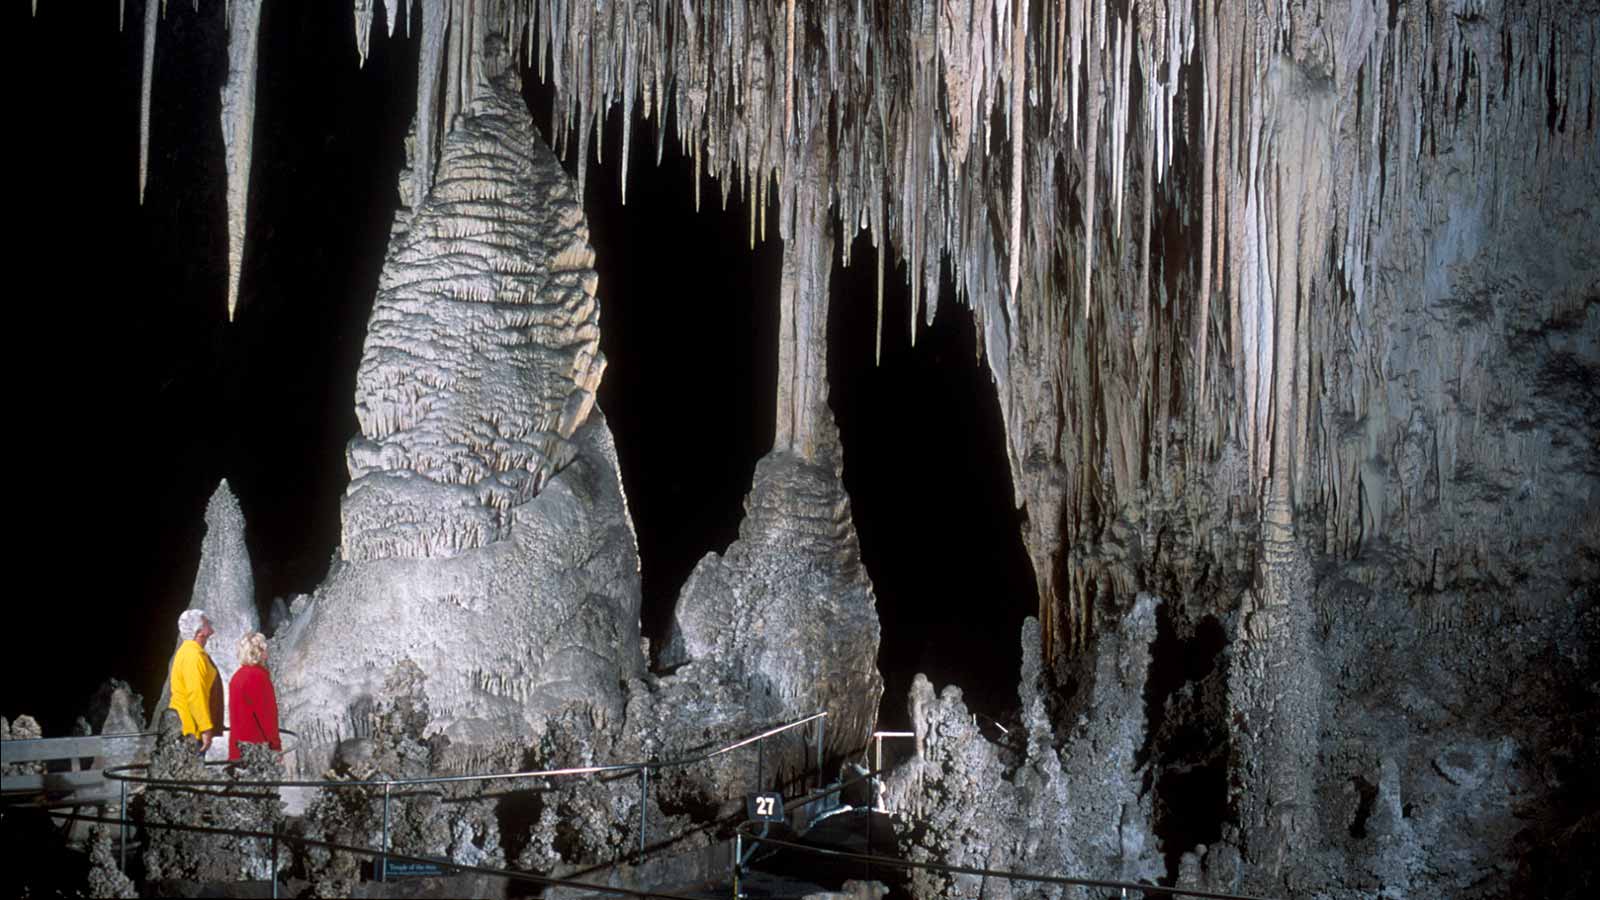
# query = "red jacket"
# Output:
<box><xmin>227</xmin><ymin>664</ymin><xmax>282</xmax><ymax>760</ymax></box>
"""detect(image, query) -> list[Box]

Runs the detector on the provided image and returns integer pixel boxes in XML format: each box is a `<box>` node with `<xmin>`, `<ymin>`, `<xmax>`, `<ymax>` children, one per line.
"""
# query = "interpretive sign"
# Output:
<box><xmin>383</xmin><ymin>860</ymin><xmax>452</xmax><ymax>878</ymax></box>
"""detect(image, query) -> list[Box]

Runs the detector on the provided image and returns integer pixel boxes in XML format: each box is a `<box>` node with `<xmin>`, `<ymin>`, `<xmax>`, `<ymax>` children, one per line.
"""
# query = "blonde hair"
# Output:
<box><xmin>237</xmin><ymin>632</ymin><xmax>269</xmax><ymax>667</ymax></box>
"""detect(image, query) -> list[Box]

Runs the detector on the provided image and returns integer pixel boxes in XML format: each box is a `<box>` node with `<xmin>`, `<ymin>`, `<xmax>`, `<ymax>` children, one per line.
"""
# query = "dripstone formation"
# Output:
<box><xmin>24</xmin><ymin>0</ymin><xmax>1598</xmax><ymax>896</ymax></box>
<box><xmin>271</xmin><ymin>68</ymin><xmax>643</xmax><ymax>773</ymax></box>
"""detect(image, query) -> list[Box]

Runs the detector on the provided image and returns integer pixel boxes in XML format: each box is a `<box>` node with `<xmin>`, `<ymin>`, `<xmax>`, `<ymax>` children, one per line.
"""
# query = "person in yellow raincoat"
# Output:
<box><xmin>168</xmin><ymin>609</ymin><xmax>222</xmax><ymax>753</ymax></box>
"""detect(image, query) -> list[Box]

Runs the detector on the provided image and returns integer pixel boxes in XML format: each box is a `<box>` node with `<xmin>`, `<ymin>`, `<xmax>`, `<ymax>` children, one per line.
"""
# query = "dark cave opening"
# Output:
<box><xmin>523</xmin><ymin>75</ymin><xmax>783</xmax><ymax>660</ymax></box>
<box><xmin>826</xmin><ymin>243</ymin><xmax>1037</xmax><ymax>732</ymax></box>
<box><xmin>1141</xmin><ymin>604</ymin><xmax>1231</xmax><ymax>881</ymax></box>
<box><xmin>16</xmin><ymin>0</ymin><xmax>417</xmax><ymax>732</ymax></box>
<box><xmin>524</xmin><ymin>58</ymin><xmax>1037</xmax><ymax>717</ymax></box>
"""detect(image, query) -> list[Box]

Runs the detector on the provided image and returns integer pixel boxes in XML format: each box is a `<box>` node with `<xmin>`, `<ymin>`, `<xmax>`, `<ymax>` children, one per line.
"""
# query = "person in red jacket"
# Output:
<box><xmin>227</xmin><ymin>631</ymin><xmax>282</xmax><ymax>761</ymax></box>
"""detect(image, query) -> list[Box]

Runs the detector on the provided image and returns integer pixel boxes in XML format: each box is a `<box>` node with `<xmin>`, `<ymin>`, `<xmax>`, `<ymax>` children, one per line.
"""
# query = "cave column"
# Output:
<box><xmin>773</xmin><ymin>133</ymin><xmax>835</xmax><ymax>461</ymax></box>
<box><xmin>1229</xmin><ymin>59</ymin><xmax>1333</xmax><ymax>888</ymax></box>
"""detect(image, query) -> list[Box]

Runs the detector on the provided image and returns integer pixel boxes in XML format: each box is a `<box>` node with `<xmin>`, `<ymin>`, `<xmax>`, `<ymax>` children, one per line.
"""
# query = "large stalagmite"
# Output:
<box><xmin>46</xmin><ymin>0</ymin><xmax>1600</xmax><ymax>895</ymax></box>
<box><xmin>271</xmin><ymin>64</ymin><xmax>640</xmax><ymax>772</ymax></box>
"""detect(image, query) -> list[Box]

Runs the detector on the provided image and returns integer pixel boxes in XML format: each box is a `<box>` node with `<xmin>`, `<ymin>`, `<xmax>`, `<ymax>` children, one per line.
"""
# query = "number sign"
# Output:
<box><xmin>746</xmin><ymin>791</ymin><xmax>785</xmax><ymax>823</ymax></box>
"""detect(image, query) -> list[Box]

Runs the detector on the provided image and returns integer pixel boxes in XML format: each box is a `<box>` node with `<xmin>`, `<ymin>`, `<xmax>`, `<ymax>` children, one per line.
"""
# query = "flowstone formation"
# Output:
<box><xmin>339</xmin><ymin>77</ymin><xmax>605</xmax><ymax>563</ymax></box>
<box><xmin>272</xmin><ymin>65</ymin><xmax>642</xmax><ymax>773</ymax></box>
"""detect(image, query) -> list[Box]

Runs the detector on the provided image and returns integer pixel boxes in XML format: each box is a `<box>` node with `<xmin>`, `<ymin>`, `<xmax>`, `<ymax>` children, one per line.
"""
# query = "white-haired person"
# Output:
<box><xmin>168</xmin><ymin>609</ymin><xmax>222</xmax><ymax>753</ymax></box>
<box><xmin>227</xmin><ymin>631</ymin><xmax>282</xmax><ymax>760</ymax></box>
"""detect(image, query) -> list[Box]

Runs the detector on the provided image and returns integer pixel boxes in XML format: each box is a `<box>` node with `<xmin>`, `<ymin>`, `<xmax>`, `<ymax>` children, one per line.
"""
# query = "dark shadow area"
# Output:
<box><xmin>1140</xmin><ymin>605</ymin><xmax>1230</xmax><ymax>881</ymax></box>
<box><xmin>11</xmin><ymin>2</ymin><xmax>414</xmax><ymax>733</ymax></box>
<box><xmin>827</xmin><ymin>235</ymin><xmax>1036</xmax><ymax>732</ymax></box>
<box><xmin>522</xmin><ymin>71</ymin><xmax>783</xmax><ymax>658</ymax></box>
<box><xmin>228</xmin><ymin>0</ymin><xmax>416</xmax><ymax>607</ymax></box>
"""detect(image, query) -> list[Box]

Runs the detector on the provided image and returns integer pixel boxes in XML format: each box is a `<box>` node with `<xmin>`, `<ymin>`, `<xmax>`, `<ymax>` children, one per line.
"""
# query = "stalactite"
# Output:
<box><xmin>414</xmin><ymin>0</ymin><xmax>451</xmax><ymax>208</ymax></box>
<box><xmin>1007</xmin><ymin>0</ymin><xmax>1026</xmax><ymax>309</ymax></box>
<box><xmin>355</xmin><ymin>0</ymin><xmax>375</xmax><ymax>66</ymax></box>
<box><xmin>221</xmin><ymin>0</ymin><xmax>265</xmax><ymax>321</ymax></box>
<box><xmin>138</xmin><ymin>0</ymin><xmax>158</xmax><ymax>204</ymax></box>
<box><xmin>66</xmin><ymin>0</ymin><xmax>1600</xmax><ymax>678</ymax></box>
<box><xmin>1083</xmin><ymin>9</ymin><xmax>1100</xmax><ymax>320</ymax></box>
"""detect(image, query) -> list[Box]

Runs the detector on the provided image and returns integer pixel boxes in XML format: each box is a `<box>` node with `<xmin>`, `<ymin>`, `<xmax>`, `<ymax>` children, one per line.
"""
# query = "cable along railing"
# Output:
<box><xmin>28</xmin><ymin>712</ymin><xmax>1283</xmax><ymax>900</ymax></box>
<box><xmin>100</xmin><ymin>710</ymin><xmax>829</xmax><ymax>883</ymax></box>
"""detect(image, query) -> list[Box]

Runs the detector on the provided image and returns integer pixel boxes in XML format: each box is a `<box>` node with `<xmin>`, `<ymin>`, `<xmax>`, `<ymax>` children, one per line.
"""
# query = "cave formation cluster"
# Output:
<box><xmin>24</xmin><ymin>0</ymin><xmax>1599</xmax><ymax>897</ymax></box>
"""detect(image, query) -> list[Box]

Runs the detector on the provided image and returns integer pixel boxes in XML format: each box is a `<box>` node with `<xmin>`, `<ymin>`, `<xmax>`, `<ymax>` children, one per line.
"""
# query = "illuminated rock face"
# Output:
<box><xmin>661</xmin><ymin>446</ymin><xmax>884</xmax><ymax>764</ymax></box>
<box><xmin>340</xmin><ymin>74</ymin><xmax>604</xmax><ymax>564</ymax></box>
<box><xmin>97</xmin><ymin>0</ymin><xmax>1595</xmax><ymax>893</ymax></box>
<box><xmin>275</xmin><ymin>407</ymin><xmax>642</xmax><ymax>771</ymax></box>
<box><xmin>274</xmin><ymin>73</ymin><xmax>640</xmax><ymax>773</ymax></box>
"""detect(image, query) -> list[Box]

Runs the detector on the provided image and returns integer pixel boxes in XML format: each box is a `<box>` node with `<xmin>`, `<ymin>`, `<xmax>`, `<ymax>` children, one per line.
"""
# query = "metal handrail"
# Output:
<box><xmin>104</xmin><ymin>710</ymin><xmax>828</xmax><ymax>882</ymax></box>
<box><xmin>104</xmin><ymin>711</ymin><xmax>824</xmax><ymax>791</ymax></box>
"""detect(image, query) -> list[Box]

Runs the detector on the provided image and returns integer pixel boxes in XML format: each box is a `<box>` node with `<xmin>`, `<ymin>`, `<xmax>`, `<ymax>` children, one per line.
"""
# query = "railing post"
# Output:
<box><xmin>271</xmin><ymin>822</ymin><xmax>279</xmax><ymax>899</ymax></box>
<box><xmin>732</xmin><ymin>831</ymin><xmax>742</xmax><ymax>900</ymax></box>
<box><xmin>637</xmin><ymin>766</ymin><xmax>649</xmax><ymax>864</ymax></box>
<box><xmin>817</xmin><ymin>715</ymin><xmax>826</xmax><ymax>788</ymax></box>
<box><xmin>118</xmin><ymin>777</ymin><xmax>128</xmax><ymax>873</ymax></box>
<box><xmin>380</xmin><ymin>781</ymin><xmax>391</xmax><ymax>882</ymax></box>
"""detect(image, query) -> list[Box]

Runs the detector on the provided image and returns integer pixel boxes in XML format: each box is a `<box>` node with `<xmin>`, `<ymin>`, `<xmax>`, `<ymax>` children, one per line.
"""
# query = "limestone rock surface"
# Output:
<box><xmin>883</xmin><ymin>611</ymin><xmax>1167</xmax><ymax>899</ymax></box>
<box><xmin>340</xmin><ymin>69</ymin><xmax>604</xmax><ymax>564</ymax></box>
<box><xmin>275</xmin><ymin>408</ymin><xmax>641</xmax><ymax>773</ymax></box>
<box><xmin>660</xmin><ymin>447</ymin><xmax>882</xmax><ymax>777</ymax></box>
<box><xmin>272</xmin><ymin>72</ymin><xmax>639</xmax><ymax>774</ymax></box>
<box><xmin>155</xmin><ymin>479</ymin><xmax>260</xmax><ymax>759</ymax></box>
<box><xmin>141</xmin><ymin>712</ymin><xmax>286</xmax><ymax>885</ymax></box>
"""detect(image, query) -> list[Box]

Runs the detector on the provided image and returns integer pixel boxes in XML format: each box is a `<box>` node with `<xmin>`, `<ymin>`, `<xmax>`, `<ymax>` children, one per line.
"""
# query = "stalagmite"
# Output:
<box><xmin>221</xmin><ymin>0</ymin><xmax>265</xmax><ymax>321</ymax></box>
